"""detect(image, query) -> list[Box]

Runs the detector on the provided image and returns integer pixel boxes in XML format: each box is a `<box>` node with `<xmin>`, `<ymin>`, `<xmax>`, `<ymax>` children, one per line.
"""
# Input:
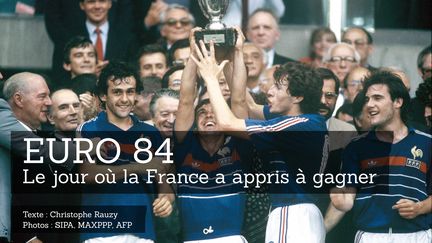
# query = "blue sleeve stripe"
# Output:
<box><xmin>178</xmin><ymin>193</ymin><xmax>242</xmax><ymax>199</ymax></box>
<box><xmin>374</xmin><ymin>174</ymin><xmax>426</xmax><ymax>184</ymax></box>
<box><xmin>247</xmin><ymin>117</ymin><xmax>309</xmax><ymax>134</ymax></box>
<box><xmin>178</xmin><ymin>183</ymin><xmax>240</xmax><ymax>190</ymax></box>
<box><xmin>356</xmin><ymin>194</ymin><xmax>421</xmax><ymax>202</ymax></box>
<box><xmin>360</xmin><ymin>184</ymin><xmax>429</xmax><ymax>197</ymax></box>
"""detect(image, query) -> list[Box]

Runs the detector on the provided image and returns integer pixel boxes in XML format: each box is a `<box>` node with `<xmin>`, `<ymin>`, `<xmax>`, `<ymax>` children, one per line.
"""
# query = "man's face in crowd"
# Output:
<box><xmin>345</xmin><ymin>67</ymin><xmax>369</xmax><ymax>103</ymax></box>
<box><xmin>167</xmin><ymin>70</ymin><xmax>183</xmax><ymax>91</ymax></box>
<box><xmin>152</xmin><ymin>96</ymin><xmax>179</xmax><ymax>138</ymax></box>
<box><xmin>173</xmin><ymin>47</ymin><xmax>190</xmax><ymax>66</ymax></box>
<box><xmin>243</xmin><ymin>44</ymin><xmax>265</xmax><ymax>79</ymax></box>
<box><xmin>161</xmin><ymin>8</ymin><xmax>193</xmax><ymax>45</ymax></box>
<box><xmin>419</xmin><ymin>53</ymin><xmax>432</xmax><ymax>81</ymax></box>
<box><xmin>326</xmin><ymin>45</ymin><xmax>359</xmax><ymax>84</ymax></box>
<box><xmin>267</xmin><ymin>80</ymin><xmax>295</xmax><ymax>116</ymax></box>
<box><xmin>20</xmin><ymin>76</ymin><xmax>52</xmax><ymax>130</ymax></box>
<box><xmin>200</xmin><ymin>73</ymin><xmax>231</xmax><ymax>101</ymax></box>
<box><xmin>139</xmin><ymin>53</ymin><xmax>168</xmax><ymax>79</ymax></box>
<box><xmin>342</xmin><ymin>28</ymin><xmax>372</xmax><ymax>66</ymax></box>
<box><xmin>319</xmin><ymin>79</ymin><xmax>338</xmax><ymax>120</ymax></box>
<box><xmin>48</xmin><ymin>90</ymin><xmax>81</xmax><ymax>131</ymax></box>
<box><xmin>64</xmin><ymin>46</ymin><xmax>97</xmax><ymax>78</ymax></box>
<box><xmin>101</xmin><ymin>76</ymin><xmax>137</xmax><ymax>121</ymax></box>
<box><xmin>80</xmin><ymin>0</ymin><xmax>112</xmax><ymax>25</ymax></box>
<box><xmin>365</xmin><ymin>84</ymin><xmax>402</xmax><ymax>129</ymax></box>
<box><xmin>247</xmin><ymin>11</ymin><xmax>280</xmax><ymax>51</ymax></box>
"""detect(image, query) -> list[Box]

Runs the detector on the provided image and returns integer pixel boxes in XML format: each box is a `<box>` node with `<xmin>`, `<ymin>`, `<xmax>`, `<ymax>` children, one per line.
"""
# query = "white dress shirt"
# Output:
<box><xmin>86</xmin><ymin>20</ymin><xmax>109</xmax><ymax>57</ymax></box>
<box><xmin>265</xmin><ymin>48</ymin><xmax>276</xmax><ymax>68</ymax></box>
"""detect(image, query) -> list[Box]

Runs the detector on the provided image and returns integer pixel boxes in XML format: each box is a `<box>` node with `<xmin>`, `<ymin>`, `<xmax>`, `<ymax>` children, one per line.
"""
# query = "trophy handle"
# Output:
<box><xmin>198</xmin><ymin>0</ymin><xmax>229</xmax><ymax>30</ymax></box>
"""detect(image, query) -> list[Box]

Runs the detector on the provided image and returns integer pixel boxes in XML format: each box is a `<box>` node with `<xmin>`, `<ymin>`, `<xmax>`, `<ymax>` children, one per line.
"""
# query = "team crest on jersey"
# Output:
<box><xmin>406</xmin><ymin>159</ymin><xmax>421</xmax><ymax>170</ymax></box>
<box><xmin>410</xmin><ymin>146</ymin><xmax>423</xmax><ymax>160</ymax></box>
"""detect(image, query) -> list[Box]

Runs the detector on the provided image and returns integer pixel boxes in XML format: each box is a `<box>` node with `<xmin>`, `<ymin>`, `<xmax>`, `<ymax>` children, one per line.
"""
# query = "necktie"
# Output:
<box><xmin>95</xmin><ymin>27</ymin><xmax>104</xmax><ymax>61</ymax></box>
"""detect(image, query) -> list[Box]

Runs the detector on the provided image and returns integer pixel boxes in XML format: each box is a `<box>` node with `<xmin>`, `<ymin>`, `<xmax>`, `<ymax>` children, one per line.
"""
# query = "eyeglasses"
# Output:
<box><xmin>172</xmin><ymin>58</ymin><xmax>188</xmax><ymax>66</ymax></box>
<box><xmin>347</xmin><ymin>79</ymin><xmax>363</xmax><ymax>87</ymax></box>
<box><xmin>323</xmin><ymin>92</ymin><xmax>338</xmax><ymax>100</ymax></box>
<box><xmin>171</xmin><ymin>79</ymin><xmax>182</xmax><ymax>86</ymax></box>
<box><xmin>342</xmin><ymin>39</ymin><xmax>368</xmax><ymax>47</ymax></box>
<box><xmin>164</xmin><ymin>18</ymin><xmax>192</xmax><ymax>27</ymax></box>
<box><xmin>329</xmin><ymin>56</ymin><xmax>356</xmax><ymax>63</ymax></box>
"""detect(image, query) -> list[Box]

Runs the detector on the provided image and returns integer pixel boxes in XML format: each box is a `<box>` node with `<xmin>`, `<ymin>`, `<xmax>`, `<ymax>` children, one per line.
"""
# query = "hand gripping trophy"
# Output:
<box><xmin>194</xmin><ymin>0</ymin><xmax>237</xmax><ymax>47</ymax></box>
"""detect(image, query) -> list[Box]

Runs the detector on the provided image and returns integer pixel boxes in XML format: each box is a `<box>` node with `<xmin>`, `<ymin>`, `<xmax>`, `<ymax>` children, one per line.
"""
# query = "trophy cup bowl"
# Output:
<box><xmin>194</xmin><ymin>0</ymin><xmax>237</xmax><ymax>47</ymax></box>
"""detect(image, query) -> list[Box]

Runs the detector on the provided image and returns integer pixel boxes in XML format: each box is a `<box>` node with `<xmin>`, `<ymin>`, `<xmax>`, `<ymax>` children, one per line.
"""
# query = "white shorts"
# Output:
<box><xmin>354</xmin><ymin>229</ymin><xmax>432</xmax><ymax>243</ymax></box>
<box><xmin>265</xmin><ymin>203</ymin><xmax>325</xmax><ymax>243</ymax></box>
<box><xmin>184</xmin><ymin>235</ymin><xmax>247</xmax><ymax>243</ymax></box>
<box><xmin>83</xmin><ymin>234</ymin><xmax>154</xmax><ymax>243</ymax></box>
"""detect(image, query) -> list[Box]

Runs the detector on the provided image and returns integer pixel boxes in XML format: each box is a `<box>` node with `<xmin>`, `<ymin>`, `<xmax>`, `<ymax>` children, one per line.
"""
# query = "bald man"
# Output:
<box><xmin>323</xmin><ymin>43</ymin><xmax>361</xmax><ymax>86</ymax></box>
<box><xmin>342</xmin><ymin>27</ymin><xmax>375</xmax><ymax>70</ymax></box>
<box><xmin>48</xmin><ymin>89</ymin><xmax>82</xmax><ymax>131</ymax></box>
<box><xmin>344</xmin><ymin>66</ymin><xmax>370</xmax><ymax>103</ymax></box>
<box><xmin>3</xmin><ymin>72</ymin><xmax>52</xmax><ymax>131</ymax></box>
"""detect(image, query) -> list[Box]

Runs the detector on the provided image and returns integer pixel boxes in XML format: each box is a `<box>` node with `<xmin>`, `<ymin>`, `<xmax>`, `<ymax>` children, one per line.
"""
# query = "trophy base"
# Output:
<box><xmin>194</xmin><ymin>28</ymin><xmax>237</xmax><ymax>47</ymax></box>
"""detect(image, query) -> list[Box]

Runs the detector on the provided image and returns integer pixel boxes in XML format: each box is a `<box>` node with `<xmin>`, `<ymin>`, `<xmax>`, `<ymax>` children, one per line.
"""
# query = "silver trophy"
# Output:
<box><xmin>194</xmin><ymin>0</ymin><xmax>237</xmax><ymax>47</ymax></box>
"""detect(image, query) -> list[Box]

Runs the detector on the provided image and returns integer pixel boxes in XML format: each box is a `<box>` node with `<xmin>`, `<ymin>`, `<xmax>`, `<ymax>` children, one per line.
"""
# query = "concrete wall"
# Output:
<box><xmin>0</xmin><ymin>15</ymin><xmax>430</xmax><ymax>95</ymax></box>
<box><xmin>0</xmin><ymin>15</ymin><xmax>53</xmax><ymax>69</ymax></box>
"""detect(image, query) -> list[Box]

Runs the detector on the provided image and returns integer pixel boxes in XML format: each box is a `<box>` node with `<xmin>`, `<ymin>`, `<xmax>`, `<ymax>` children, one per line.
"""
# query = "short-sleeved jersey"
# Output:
<box><xmin>245</xmin><ymin>114</ymin><xmax>328</xmax><ymax>207</ymax></box>
<box><xmin>342</xmin><ymin>128</ymin><xmax>431</xmax><ymax>233</ymax></box>
<box><xmin>173</xmin><ymin>130</ymin><xmax>253</xmax><ymax>241</ymax></box>
<box><xmin>77</xmin><ymin>111</ymin><xmax>163</xmax><ymax>240</ymax></box>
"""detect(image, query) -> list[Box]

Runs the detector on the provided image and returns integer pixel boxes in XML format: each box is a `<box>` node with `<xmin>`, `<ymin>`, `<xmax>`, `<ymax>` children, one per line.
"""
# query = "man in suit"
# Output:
<box><xmin>316</xmin><ymin>68</ymin><xmax>358</xmax><ymax>243</ymax></box>
<box><xmin>316</xmin><ymin>68</ymin><xmax>357</xmax><ymax>134</ymax></box>
<box><xmin>246</xmin><ymin>8</ymin><xmax>296</xmax><ymax>68</ymax></box>
<box><xmin>1</xmin><ymin>73</ymin><xmax>81</xmax><ymax>242</ymax></box>
<box><xmin>45</xmin><ymin>0</ymin><xmax>135</xmax><ymax>88</ymax></box>
<box><xmin>341</xmin><ymin>27</ymin><xmax>377</xmax><ymax>71</ymax></box>
<box><xmin>243</xmin><ymin>42</ymin><xmax>267</xmax><ymax>94</ymax></box>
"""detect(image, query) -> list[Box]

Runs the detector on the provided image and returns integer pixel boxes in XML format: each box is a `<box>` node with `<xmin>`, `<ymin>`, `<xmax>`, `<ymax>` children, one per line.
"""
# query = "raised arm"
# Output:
<box><xmin>191</xmin><ymin>40</ymin><xmax>248</xmax><ymax>138</ymax></box>
<box><xmin>246</xmin><ymin>91</ymin><xmax>265</xmax><ymax>119</ymax></box>
<box><xmin>227</xmin><ymin>26</ymin><xmax>248</xmax><ymax>119</ymax></box>
<box><xmin>174</xmin><ymin>28</ymin><xmax>201</xmax><ymax>143</ymax></box>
